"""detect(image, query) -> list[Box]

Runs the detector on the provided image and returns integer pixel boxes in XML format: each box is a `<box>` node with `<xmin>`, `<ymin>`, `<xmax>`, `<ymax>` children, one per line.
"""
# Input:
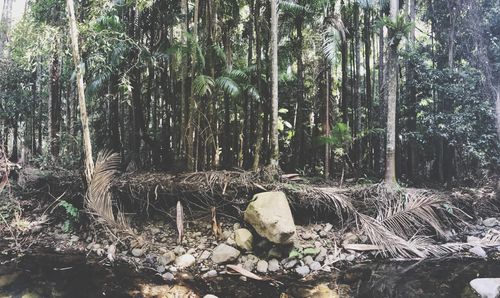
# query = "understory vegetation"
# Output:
<box><xmin>0</xmin><ymin>0</ymin><xmax>499</xmax><ymax>281</ymax></box>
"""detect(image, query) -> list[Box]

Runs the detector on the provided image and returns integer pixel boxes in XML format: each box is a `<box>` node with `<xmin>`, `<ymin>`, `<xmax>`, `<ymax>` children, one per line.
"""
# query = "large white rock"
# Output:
<box><xmin>174</xmin><ymin>254</ymin><xmax>196</xmax><ymax>268</ymax></box>
<box><xmin>244</xmin><ymin>191</ymin><xmax>296</xmax><ymax>244</ymax></box>
<box><xmin>470</xmin><ymin>278</ymin><xmax>500</xmax><ymax>298</ymax></box>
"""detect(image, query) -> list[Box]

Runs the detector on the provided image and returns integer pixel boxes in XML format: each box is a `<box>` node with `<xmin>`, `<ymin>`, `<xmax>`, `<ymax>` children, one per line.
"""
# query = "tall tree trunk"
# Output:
<box><xmin>384</xmin><ymin>0</ymin><xmax>400</xmax><ymax>184</ymax></box>
<box><xmin>186</xmin><ymin>0</ymin><xmax>198</xmax><ymax>171</ymax></box>
<box><xmin>364</xmin><ymin>7</ymin><xmax>373</xmax><ymax>172</ymax></box>
<box><xmin>374</xmin><ymin>0</ymin><xmax>385</xmax><ymax>176</ymax></box>
<box><xmin>0</xmin><ymin>0</ymin><xmax>12</xmax><ymax>55</ymax></box>
<box><xmin>407</xmin><ymin>0</ymin><xmax>417</xmax><ymax>179</ymax></box>
<box><xmin>324</xmin><ymin>60</ymin><xmax>331</xmax><ymax>179</ymax></box>
<box><xmin>353</xmin><ymin>2</ymin><xmax>361</xmax><ymax>170</ymax></box>
<box><xmin>180</xmin><ymin>0</ymin><xmax>188</xmax><ymax>167</ymax></box>
<box><xmin>269</xmin><ymin>0</ymin><xmax>279</xmax><ymax>167</ymax></box>
<box><xmin>293</xmin><ymin>10</ymin><xmax>305</xmax><ymax>170</ymax></box>
<box><xmin>48</xmin><ymin>50</ymin><xmax>61</xmax><ymax>159</ymax></box>
<box><xmin>67</xmin><ymin>0</ymin><xmax>94</xmax><ymax>183</ymax></box>
<box><xmin>340</xmin><ymin>0</ymin><xmax>349</xmax><ymax>124</ymax></box>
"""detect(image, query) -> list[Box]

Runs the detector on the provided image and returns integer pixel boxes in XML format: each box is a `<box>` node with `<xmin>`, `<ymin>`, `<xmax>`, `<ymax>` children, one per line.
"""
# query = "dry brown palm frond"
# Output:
<box><xmin>86</xmin><ymin>150</ymin><xmax>121</xmax><ymax>225</ymax></box>
<box><xmin>358</xmin><ymin>213</ymin><xmax>426</xmax><ymax>258</ymax></box>
<box><xmin>378</xmin><ymin>191</ymin><xmax>447</xmax><ymax>239</ymax></box>
<box><xmin>407</xmin><ymin>236</ymin><xmax>464</xmax><ymax>257</ymax></box>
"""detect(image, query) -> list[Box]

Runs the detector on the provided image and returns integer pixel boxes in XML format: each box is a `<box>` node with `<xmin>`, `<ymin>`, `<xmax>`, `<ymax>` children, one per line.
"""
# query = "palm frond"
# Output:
<box><xmin>192</xmin><ymin>74</ymin><xmax>214</xmax><ymax>97</ymax></box>
<box><xmin>279</xmin><ymin>1</ymin><xmax>309</xmax><ymax>15</ymax></box>
<box><xmin>215</xmin><ymin>76</ymin><xmax>240</xmax><ymax>97</ymax></box>
<box><xmin>359</xmin><ymin>213</ymin><xmax>426</xmax><ymax>258</ymax></box>
<box><xmin>86</xmin><ymin>150</ymin><xmax>121</xmax><ymax>225</ymax></box>
<box><xmin>379</xmin><ymin>191</ymin><xmax>447</xmax><ymax>239</ymax></box>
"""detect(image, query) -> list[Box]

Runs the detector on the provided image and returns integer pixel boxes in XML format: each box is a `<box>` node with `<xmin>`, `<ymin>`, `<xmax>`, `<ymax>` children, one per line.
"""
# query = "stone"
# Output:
<box><xmin>345</xmin><ymin>254</ymin><xmax>356</xmax><ymax>262</ymax></box>
<box><xmin>309</xmin><ymin>261</ymin><xmax>322</xmax><ymax>271</ymax></box>
<box><xmin>162</xmin><ymin>272</ymin><xmax>175</xmax><ymax>281</ymax></box>
<box><xmin>175</xmin><ymin>254</ymin><xmax>196</xmax><ymax>268</ymax></box>
<box><xmin>234</xmin><ymin>229</ymin><xmax>253</xmax><ymax>251</ymax></box>
<box><xmin>302</xmin><ymin>233</ymin><xmax>313</xmax><ymax>240</ymax></box>
<box><xmin>156</xmin><ymin>265</ymin><xmax>166</xmax><ymax>273</ymax></box>
<box><xmin>283</xmin><ymin>259</ymin><xmax>298</xmax><ymax>269</ymax></box>
<box><xmin>303</xmin><ymin>256</ymin><xmax>314</xmax><ymax>265</ymax></box>
<box><xmin>342</xmin><ymin>232</ymin><xmax>359</xmax><ymax>247</ymax></box>
<box><xmin>204</xmin><ymin>270</ymin><xmax>218</xmax><ymax>278</ymax></box>
<box><xmin>323</xmin><ymin>223</ymin><xmax>333</xmax><ymax>233</ymax></box>
<box><xmin>131</xmin><ymin>248</ymin><xmax>144</xmax><ymax>257</ymax></box>
<box><xmin>242</xmin><ymin>260</ymin><xmax>256</xmax><ymax>272</ymax></box>
<box><xmin>159</xmin><ymin>252</ymin><xmax>176</xmax><ymax>266</ymax></box>
<box><xmin>469</xmin><ymin>246</ymin><xmax>487</xmax><ymax>258</ymax></box>
<box><xmin>256</xmin><ymin>260</ymin><xmax>268</xmax><ymax>273</ymax></box>
<box><xmin>315</xmin><ymin>247</ymin><xmax>327</xmax><ymax>262</ymax></box>
<box><xmin>483</xmin><ymin>218</ymin><xmax>499</xmax><ymax>227</ymax></box>
<box><xmin>199</xmin><ymin>250</ymin><xmax>211</xmax><ymax>261</ymax></box>
<box><xmin>295</xmin><ymin>265</ymin><xmax>310</xmax><ymax>276</ymax></box>
<box><xmin>174</xmin><ymin>246</ymin><xmax>186</xmax><ymax>255</ymax></box>
<box><xmin>268</xmin><ymin>259</ymin><xmax>280</xmax><ymax>272</ymax></box>
<box><xmin>233</xmin><ymin>223</ymin><xmax>241</xmax><ymax>230</ymax></box>
<box><xmin>211</xmin><ymin>244</ymin><xmax>241</xmax><ymax>264</ymax></box>
<box><xmin>204</xmin><ymin>295</ymin><xmax>219</xmax><ymax>298</ymax></box>
<box><xmin>244</xmin><ymin>191</ymin><xmax>296</xmax><ymax>244</ymax></box>
<box><xmin>470</xmin><ymin>278</ymin><xmax>500</xmax><ymax>298</ymax></box>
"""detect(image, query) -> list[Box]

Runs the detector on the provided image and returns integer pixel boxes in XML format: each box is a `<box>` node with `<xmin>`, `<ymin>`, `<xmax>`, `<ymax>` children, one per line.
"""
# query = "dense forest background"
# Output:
<box><xmin>0</xmin><ymin>0</ymin><xmax>498</xmax><ymax>186</ymax></box>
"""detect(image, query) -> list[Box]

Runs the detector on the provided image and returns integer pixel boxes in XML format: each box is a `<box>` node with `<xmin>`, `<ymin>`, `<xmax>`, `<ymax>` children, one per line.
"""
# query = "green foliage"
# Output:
<box><xmin>58</xmin><ymin>200</ymin><xmax>79</xmax><ymax>233</ymax></box>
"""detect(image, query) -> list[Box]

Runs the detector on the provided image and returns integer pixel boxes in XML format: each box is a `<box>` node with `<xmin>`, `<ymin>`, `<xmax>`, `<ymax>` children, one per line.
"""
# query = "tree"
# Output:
<box><xmin>269</xmin><ymin>0</ymin><xmax>279</xmax><ymax>168</ymax></box>
<box><xmin>67</xmin><ymin>0</ymin><xmax>93</xmax><ymax>183</ymax></box>
<box><xmin>384</xmin><ymin>0</ymin><xmax>400</xmax><ymax>184</ymax></box>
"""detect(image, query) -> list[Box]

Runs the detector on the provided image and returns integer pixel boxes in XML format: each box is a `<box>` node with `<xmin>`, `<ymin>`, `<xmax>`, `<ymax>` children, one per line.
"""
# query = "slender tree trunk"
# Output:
<box><xmin>48</xmin><ymin>50</ymin><xmax>61</xmax><ymax>159</ymax></box>
<box><xmin>340</xmin><ymin>0</ymin><xmax>349</xmax><ymax>125</ymax></box>
<box><xmin>293</xmin><ymin>11</ymin><xmax>305</xmax><ymax>170</ymax></box>
<box><xmin>407</xmin><ymin>0</ymin><xmax>417</xmax><ymax>179</ymax></box>
<box><xmin>269</xmin><ymin>0</ymin><xmax>279</xmax><ymax>167</ymax></box>
<box><xmin>324</xmin><ymin>60</ymin><xmax>331</xmax><ymax>179</ymax></box>
<box><xmin>67</xmin><ymin>0</ymin><xmax>94</xmax><ymax>183</ymax></box>
<box><xmin>384</xmin><ymin>0</ymin><xmax>400</xmax><ymax>184</ymax></box>
<box><xmin>364</xmin><ymin>7</ymin><xmax>373</xmax><ymax>172</ymax></box>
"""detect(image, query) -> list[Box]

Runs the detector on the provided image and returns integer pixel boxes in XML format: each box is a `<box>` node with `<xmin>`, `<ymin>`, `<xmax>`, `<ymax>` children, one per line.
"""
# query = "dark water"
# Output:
<box><xmin>0</xmin><ymin>250</ymin><xmax>495</xmax><ymax>297</ymax></box>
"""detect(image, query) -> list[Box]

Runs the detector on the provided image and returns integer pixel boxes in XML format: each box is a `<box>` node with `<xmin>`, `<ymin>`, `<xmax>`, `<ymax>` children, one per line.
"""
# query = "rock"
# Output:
<box><xmin>302</xmin><ymin>233</ymin><xmax>313</xmax><ymax>240</ymax></box>
<box><xmin>256</xmin><ymin>260</ymin><xmax>268</xmax><ymax>273</ymax></box>
<box><xmin>156</xmin><ymin>265</ymin><xmax>166</xmax><ymax>273</ymax></box>
<box><xmin>323</xmin><ymin>223</ymin><xmax>333</xmax><ymax>233</ymax></box>
<box><xmin>244</xmin><ymin>191</ymin><xmax>296</xmax><ymax>244</ymax></box>
<box><xmin>283</xmin><ymin>259</ymin><xmax>298</xmax><ymax>269</ymax></box>
<box><xmin>162</xmin><ymin>272</ymin><xmax>175</xmax><ymax>282</ymax></box>
<box><xmin>469</xmin><ymin>246</ymin><xmax>487</xmax><ymax>258</ymax></box>
<box><xmin>159</xmin><ymin>252</ymin><xmax>176</xmax><ymax>266</ymax></box>
<box><xmin>175</xmin><ymin>254</ymin><xmax>196</xmax><ymax>268</ymax></box>
<box><xmin>309</xmin><ymin>261</ymin><xmax>322</xmax><ymax>271</ymax></box>
<box><xmin>345</xmin><ymin>254</ymin><xmax>356</xmax><ymax>262</ymax></box>
<box><xmin>226</xmin><ymin>237</ymin><xmax>237</xmax><ymax>246</ymax></box>
<box><xmin>204</xmin><ymin>270</ymin><xmax>218</xmax><ymax>278</ymax></box>
<box><xmin>174</xmin><ymin>246</ymin><xmax>186</xmax><ymax>255</ymax></box>
<box><xmin>233</xmin><ymin>223</ymin><xmax>241</xmax><ymax>230</ymax></box>
<box><xmin>131</xmin><ymin>248</ymin><xmax>144</xmax><ymax>257</ymax></box>
<box><xmin>470</xmin><ymin>278</ymin><xmax>500</xmax><ymax>298</ymax></box>
<box><xmin>199</xmin><ymin>250</ymin><xmax>211</xmax><ymax>261</ymax></box>
<box><xmin>187</xmin><ymin>248</ymin><xmax>196</xmax><ymax>254</ymax></box>
<box><xmin>268</xmin><ymin>259</ymin><xmax>280</xmax><ymax>272</ymax></box>
<box><xmin>295</xmin><ymin>265</ymin><xmax>310</xmax><ymax>276</ymax></box>
<box><xmin>342</xmin><ymin>232</ymin><xmax>359</xmax><ymax>247</ymax></box>
<box><xmin>303</xmin><ymin>256</ymin><xmax>314</xmax><ymax>265</ymax></box>
<box><xmin>315</xmin><ymin>247</ymin><xmax>327</xmax><ymax>262</ymax></box>
<box><xmin>211</xmin><ymin>244</ymin><xmax>241</xmax><ymax>264</ymax></box>
<box><xmin>483</xmin><ymin>218</ymin><xmax>499</xmax><ymax>227</ymax></box>
<box><xmin>204</xmin><ymin>295</ymin><xmax>219</xmax><ymax>298</ymax></box>
<box><xmin>319</xmin><ymin>231</ymin><xmax>327</xmax><ymax>238</ymax></box>
<box><xmin>234</xmin><ymin>229</ymin><xmax>253</xmax><ymax>251</ymax></box>
<box><xmin>243</xmin><ymin>260</ymin><xmax>256</xmax><ymax>272</ymax></box>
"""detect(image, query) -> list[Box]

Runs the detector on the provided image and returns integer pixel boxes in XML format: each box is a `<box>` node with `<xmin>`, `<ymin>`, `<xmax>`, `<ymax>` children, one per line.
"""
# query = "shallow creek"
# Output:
<box><xmin>0</xmin><ymin>249</ymin><xmax>496</xmax><ymax>297</ymax></box>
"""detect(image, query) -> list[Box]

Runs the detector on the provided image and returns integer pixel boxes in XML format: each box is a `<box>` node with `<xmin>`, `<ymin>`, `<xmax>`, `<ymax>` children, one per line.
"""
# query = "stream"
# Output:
<box><xmin>0</xmin><ymin>248</ymin><xmax>495</xmax><ymax>297</ymax></box>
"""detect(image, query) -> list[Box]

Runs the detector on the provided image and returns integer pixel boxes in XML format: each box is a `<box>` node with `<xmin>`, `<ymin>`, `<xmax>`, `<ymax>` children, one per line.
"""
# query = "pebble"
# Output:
<box><xmin>162</xmin><ymin>272</ymin><xmax>175</xmax><ymax>281</ymax></box>
<box><xmin>204</xmin><ymin>270</ymin><xmax>218</xmax><ymax>278</ymax></box>
<box><xmin>469</xmin><ymin>246</ymin><xmax>487</xmax><ymax>258</ymax></box>
<box><xmin>175</xmin><ymin>254</ymin><xmax>196</xmax><ymax>268</ymax></box>
<box><xmin>309</xmin><ymin>261</ymin><xmax>322</xmax><ymax>271</ymax></box>
<box><xmin>323</xmin><ymin>223</ymin><xmax>333</xmax><ymax>233</ymax></box>
<box><xmin>174</xmin><ymin>246</ymin><xmax>186</xmax><ymax>255</ymax></box>
<box><xmin>204</xmin><ymin>295</ymin><xmax>219</xmax><ymax>298</ymax></box>
<box><xmin>156</xmin><ymin>265</ymin><xmax>166</xmax><ymax>273</ymax></box>
<box><xmin>295</xmin><ymin>265</ymin><xmax>310</xmax><ymax>276</ymax></box>
<box><xmin>345</xmin><ymin>254</ymin><xmax>356</xmax><ymax>262</ymax></box>
<box><xmin>268</xmin><ymin>259</ymin><xmax>280</xmax><ymax>272</ymax></box>
<box><xmin>284</xmin><ymin>259</ymin><xmax>298</xmax><ymax>269</ymax></box>
<box><xmin>303</xmin><ymin>256</ymin><xmax>314</xmax><ymax>265</ymax></box>
<box><xmin>199</xmin><ymin>250</ymin><xmax>211</xmax><ymax>261</ymax></box>
<box><xmin>239</xmin><ymin>276</ymin><xmax>247</xmax><ymax>282</ymax></box>
<box><xmin>483</xmin><ymin>218</ymin><xmax>499</xmax><ymax>227</ymax></box>
<box><xmin>256</xmin><ymin>260</ymin><xmax>268</xmax><ymax>273</ymax></box>
<box><xmin>158</xmin><ymin>252</ymin><xmax>176</xmax><ymax>266</ymax></box>
<box><xmin>131</xmin><ymin>248</ymin><xmax>144</xmax><ymax>257</ymax></box>
<box><xmin>315</xmin><ymin>247</ymin><xmax>327</xmax><ymax>262</ymax></box>
<box><xmin>268</xmin><ymin>247</ymin><xmax>282</xmax><ymax>258</ymax></box>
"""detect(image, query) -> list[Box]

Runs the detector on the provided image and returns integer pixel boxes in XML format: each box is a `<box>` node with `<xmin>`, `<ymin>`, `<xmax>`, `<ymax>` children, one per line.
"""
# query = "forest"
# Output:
<box><xmin>0</xmin><ymin>0</ymin><xmax>499</xmax><ymax>297</ymax></box>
